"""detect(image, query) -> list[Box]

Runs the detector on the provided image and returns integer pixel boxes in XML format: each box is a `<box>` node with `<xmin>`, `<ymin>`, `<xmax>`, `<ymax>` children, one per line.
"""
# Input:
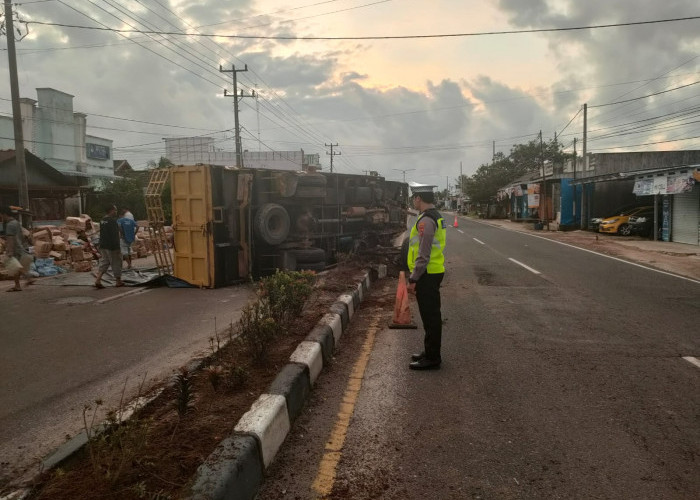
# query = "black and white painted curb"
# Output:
<box><xmin>188</xmin><ymin>264</ymin><xmax>387</xmax><ymax>500</ymax></box>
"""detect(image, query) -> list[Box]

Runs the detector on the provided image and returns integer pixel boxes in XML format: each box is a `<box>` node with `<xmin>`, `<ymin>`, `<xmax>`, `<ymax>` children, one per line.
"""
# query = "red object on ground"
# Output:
<box><xmin>453</xmin><ymin>214</ymin><xmax>459</xmax><ymax>228</ymax></box>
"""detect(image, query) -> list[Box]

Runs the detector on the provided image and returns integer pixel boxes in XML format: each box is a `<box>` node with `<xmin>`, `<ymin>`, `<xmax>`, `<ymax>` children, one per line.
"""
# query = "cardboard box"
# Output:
<box><xmin>52</xmin><ymin>236</ymin><xmax>67</xmax><ymax>251</ymax></box>
<box><xmin>73</xmin><ymin>261</ymin><xmax>92</xmax><ymax>272</ymax></box>
<box><xmin>69</xmin><ymin>246</ymin><xmax>86</xmax><ymax>262</ymax></box>
<box><xmin>34</xmin><ymin>240</ymin><xmax>52</xmax><ymax>258</ymax></box>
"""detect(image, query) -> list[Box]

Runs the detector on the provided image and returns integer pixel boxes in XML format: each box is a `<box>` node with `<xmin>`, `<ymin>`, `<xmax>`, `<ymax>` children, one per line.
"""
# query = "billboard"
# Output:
<box><xmin>86</xmin><ymin>143</ymin><xmax>110</xmax><ymax>160</ymax></box>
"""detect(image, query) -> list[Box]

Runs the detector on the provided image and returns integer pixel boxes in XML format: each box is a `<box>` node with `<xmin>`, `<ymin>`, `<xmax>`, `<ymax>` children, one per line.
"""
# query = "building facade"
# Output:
<box><xmin>0</xmin><ymin>88</ymin><xmax>116</xmax><ymax>186</ymax></box>
<box><xmin>499</xmin><ymin>151</ymin><xmax>700</xmax><ymax>246</ymax></box>
<box><xmin>164</xmin><ymin>136</ymin><xmax>321</xmax><ymax>172</ymax></box>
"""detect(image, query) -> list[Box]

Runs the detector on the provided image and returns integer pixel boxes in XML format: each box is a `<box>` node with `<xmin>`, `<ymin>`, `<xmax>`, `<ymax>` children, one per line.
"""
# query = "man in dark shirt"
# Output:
<box><xmin>94</xmin><ymin>205</ymin><xmax>124</xmax><ymax>288</ymax></box>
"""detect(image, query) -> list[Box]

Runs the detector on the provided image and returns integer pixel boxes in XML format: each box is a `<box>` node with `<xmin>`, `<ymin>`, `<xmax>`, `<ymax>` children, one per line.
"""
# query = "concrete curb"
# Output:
<box><xmin>188</xmin><ymin>266</ymin><xmax>383</xmax><ymax>499</ymax></box>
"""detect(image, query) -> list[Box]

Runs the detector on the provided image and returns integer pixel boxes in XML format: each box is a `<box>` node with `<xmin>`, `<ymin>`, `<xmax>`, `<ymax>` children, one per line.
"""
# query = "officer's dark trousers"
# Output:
<box><xmin>415</xmin><ymin>272</ymin><xmax>444</xmax><ymax>361</ymax></box>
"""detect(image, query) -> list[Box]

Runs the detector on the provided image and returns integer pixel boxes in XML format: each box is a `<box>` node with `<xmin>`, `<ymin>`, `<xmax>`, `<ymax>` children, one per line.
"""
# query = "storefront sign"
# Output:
<box><xmin>527</xmin><ymin>183</ymin><xmax>540</xmax><ymax>208</ymax></box>
<box><xmin>661</xmin><ymin>196</ymin><xmax>671</xmax><ymax>242</ymax></box>
<box><xmin>633</xmin><ymin>172</ymin><xmax>695</xmax><ymax>195</ymax></box>
<box><xmin>86</xmin><ymin>143</ymin><xmax>110</xmax><ymax>160</ymax></box>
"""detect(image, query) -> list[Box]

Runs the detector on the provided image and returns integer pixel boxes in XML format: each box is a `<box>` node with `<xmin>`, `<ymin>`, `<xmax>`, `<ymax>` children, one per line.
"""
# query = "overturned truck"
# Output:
<box><xmin>168</xmin><ymin>164</ymin><xmax>408</xmax><ymax>287</ymax></box>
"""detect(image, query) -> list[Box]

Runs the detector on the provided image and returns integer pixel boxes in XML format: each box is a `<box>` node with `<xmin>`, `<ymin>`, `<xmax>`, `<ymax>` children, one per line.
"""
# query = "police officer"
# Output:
<box><xmin>406</xmin><ymin>183</ymin><xmax>447</xmax><ymax>370</ymax></box>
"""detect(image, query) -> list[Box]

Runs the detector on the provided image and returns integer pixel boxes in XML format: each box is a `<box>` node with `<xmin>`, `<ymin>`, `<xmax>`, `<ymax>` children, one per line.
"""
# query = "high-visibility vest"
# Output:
<box><xmin>407</xmin><ymin>209</ymin><xmax>446</xmax><ymax>274</ymax></box>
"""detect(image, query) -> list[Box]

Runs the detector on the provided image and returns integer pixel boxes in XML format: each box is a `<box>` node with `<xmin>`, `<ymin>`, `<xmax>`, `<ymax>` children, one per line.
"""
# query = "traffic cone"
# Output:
<box><xmin>453</xmin><ymin>214</ymin><xmax>459</xmax><ymax>228</ymax></box>
<box><xmin>389</xmin><ymin>271</ymin><xmax>417</xmax><ymax>329</ymax></box>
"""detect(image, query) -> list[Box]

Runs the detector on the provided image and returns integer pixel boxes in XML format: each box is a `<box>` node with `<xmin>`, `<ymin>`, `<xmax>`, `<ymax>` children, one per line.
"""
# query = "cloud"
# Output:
<box><xmin>2</xmin><ymin>0</ymin><xmax>698</xmax><ymax>186</ymax></box>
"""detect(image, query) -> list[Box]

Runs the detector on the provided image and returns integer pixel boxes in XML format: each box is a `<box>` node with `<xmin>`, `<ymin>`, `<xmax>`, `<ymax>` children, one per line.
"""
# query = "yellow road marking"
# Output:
<box><xmin>311</xmin><ymin>314</ymin><xmax>381</xmax><ymax>498</ymax></box>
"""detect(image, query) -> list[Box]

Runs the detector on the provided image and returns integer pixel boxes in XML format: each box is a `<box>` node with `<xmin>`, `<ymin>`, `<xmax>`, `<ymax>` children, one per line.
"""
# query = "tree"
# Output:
<box><xmin>463</xmin><ymin>137</ymin><xmax>565</xmax><ymax>203</ymax></box>
<box><xmin>146</xmin><ymin>156</ymin><xmax>174</xmax><ymax>170</ymax></box>
<box><xmin>85</xmin><ymin>177</ymin><xmax>146</xmax><ymax>220</ymax></box>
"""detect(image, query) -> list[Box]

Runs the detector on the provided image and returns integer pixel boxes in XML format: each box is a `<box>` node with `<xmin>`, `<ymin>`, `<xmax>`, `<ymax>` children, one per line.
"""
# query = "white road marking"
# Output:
<box><xmin>508</xmin><ymin>258</ymin><xmax>541</xmax><ymax>275</ymax></box>
<box><xmin>457</xmin><ymin>229</ymin><xmax>464</xmax><ymax>234</ymax></box>
<box><xmin>682</xmin><ymin>356</ymin><xmax>700</xmax><ymax>369</ymax></box>
<box><xmin>473</xmin><ymin>238</ymin><xmax>485</xmax><ymax>245</ymax></box>
<box><xmin>95</xmin><ymin>287</ymin><xmax>151</xmax><ymax>304</ymax></box>
<box><xmin>475</xmin><ymin>220</ymin><xmax>700</xmax><ymax>285</ymax></box>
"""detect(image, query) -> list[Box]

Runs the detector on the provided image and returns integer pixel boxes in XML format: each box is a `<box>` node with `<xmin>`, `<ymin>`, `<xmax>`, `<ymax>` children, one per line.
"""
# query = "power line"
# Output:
<box><xmin>196</xmin><ymin>0</ymin><xmax>350</xmax><ymax>28</ymax></box>
<box><xmin>0</xmin><ymin>96</ymin><xmax>221</xmax><ymax>131</ymax></box>
<box><xmin>589</xmin><ymin>133</ymin><xmax>700</xmax><ymax>151</ymax></box>
<box><xmin>25</xmin><ymin>15</ymin><xmax>700</xmax><ymax>40</ymax></box>
<box><xmin>54</xmin><ymin>0</ymin><xmax>226</xmax><ymax>90</ymax></box>
<box><xmin>557</xmin><ymin>107</ymin><xmax>582</xmax><ymax>137</ymax></box>
<box><xmin>589</xmin><ymin>80</ymin><xmax>700</xmax><ymax>108</ymax></box>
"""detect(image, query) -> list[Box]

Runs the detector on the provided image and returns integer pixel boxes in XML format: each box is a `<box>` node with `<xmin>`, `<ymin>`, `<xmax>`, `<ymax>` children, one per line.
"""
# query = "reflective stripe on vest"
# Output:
<box><xmin>407</xmin><ymin>211</ymin><xmax>446</xmax><ymax>274</ymax></box>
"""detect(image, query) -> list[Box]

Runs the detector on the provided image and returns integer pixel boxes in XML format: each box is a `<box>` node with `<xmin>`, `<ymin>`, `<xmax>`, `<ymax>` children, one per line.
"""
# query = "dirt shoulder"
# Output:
<box><xmin>471</xmin><ymin>217</ymin><xmax>700</xmax><ymax>282</ymax></box>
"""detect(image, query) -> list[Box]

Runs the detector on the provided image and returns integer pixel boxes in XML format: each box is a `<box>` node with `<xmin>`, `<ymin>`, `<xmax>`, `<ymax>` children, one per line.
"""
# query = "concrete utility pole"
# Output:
<box><xmin>325</xmin><ymin>143</ymin><xmax>340</xmax><ymax>172</ymax></box>
<box><xmin>581</xmin><ymin>103</ymin><xmax>588</xmax><ymax>229</ymax></box>
<box><xmin>221</xmin><ymin>64</ymin><xmax>255</xmax><ymax>168</ymax></box>
<box><xmin>254</xmin><ymin>83</ymin><xmax>261</xmax><ymax>152</ymax></box>
<box><xmin>392</xmin><ymin>168</ymin><xmax>414</xmax><ymax>183</ymax></box>
<box><xmin>3</xmin><ymin>0</ymin><xmax>30</xmax><ymax>218</ymax></box>
<box><xmin>539</xmin><ymin>130</ymin><xmax>548</xmax><ymax>229</ymax></box>
<box><xmin>572</xmin><ymin>137</ymin><xmax>577</xmax><ymax>219</ymax></box>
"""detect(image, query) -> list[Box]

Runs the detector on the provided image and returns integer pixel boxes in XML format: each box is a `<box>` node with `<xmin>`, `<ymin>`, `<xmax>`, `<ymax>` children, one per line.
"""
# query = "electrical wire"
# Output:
<box><xmin>589</xmin><ymin>80</ymin><xmax>700</xmax><ymax>108</ymax></box>
<box><xmin>24</xmin><ymin>15</ymin><xmax>700</xmax><ymax>40</ymax></box>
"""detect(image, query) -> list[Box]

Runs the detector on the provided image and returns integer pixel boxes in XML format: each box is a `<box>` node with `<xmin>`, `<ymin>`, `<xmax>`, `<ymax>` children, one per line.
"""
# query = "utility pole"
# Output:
<box><xmin>581</xmin><ymin>103</ymin><xmax>588</xmax><ymax>229</ymax></box>
<box><xmin>539</xmin><ymin>130</ymin><xmax>547</xmax><ymax>229</ymax></box>
<box><xmin>221</xmin><ymin>64</ymin><xmax>255</xmax><ymax>168</ymax></box>
<box><xmin>325</xmin><ymin>143</ymin><xmax>340</xmax><ymax>172</ymax></box>
<box><xmin>254</xmin><ymin>84</ymin><xmax>261</xmax><ymax>152</ymax></box>
<box><xmin>392</xmin><ymin>168</ymin><xmax>414</xmax><ymax>183</ymax></box>
<box><xmin>572</xmin><ymin>137</ymin><xmax>577</xmax><ymax>220</ymax></box>
<box><xmin>459</xmin><ymin>161</ymin><xmax>463</xmax><ymax>191</ymax></box>
<box><xmin>3</xmin><ymin>0</ymin><xmax>29</xmax><ymax>219</ymax></box>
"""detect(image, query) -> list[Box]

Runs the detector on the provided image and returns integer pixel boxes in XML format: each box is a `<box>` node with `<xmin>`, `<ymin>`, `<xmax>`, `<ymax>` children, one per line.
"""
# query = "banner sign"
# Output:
<box><xmin>527</xmin><ymin>183</ymin><xmax>540</xmax><ymax>208</ymax></box>
<box><xmin>86</xmin><ymin>143</ymin><xmax>110</xmax><ymax>160</ymax></box>
<box><xmin>633</xmin><ymin>172</ymin><xmax>695</xmax><ymax>195</ymax></box>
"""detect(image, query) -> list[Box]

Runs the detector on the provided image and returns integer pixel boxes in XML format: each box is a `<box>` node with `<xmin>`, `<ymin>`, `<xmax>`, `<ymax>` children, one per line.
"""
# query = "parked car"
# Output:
<box><xmin>598</xmin><ymin>206</ymin><xmax>653</xmax><ymax>235</ymax></box>
<box><xmin>589</xmin><ymin>216</ymin><xmax>604</xmax><ymax>231</ymax></box>
<box><xmin>589</xmin><ymin>203</ymin><xmax>641</xmax><ymax>231</ymax></box>
<box><xmin>628</xmin><ymin>208</ymin><xmax>659</xmax><ymax>238</ymax></box>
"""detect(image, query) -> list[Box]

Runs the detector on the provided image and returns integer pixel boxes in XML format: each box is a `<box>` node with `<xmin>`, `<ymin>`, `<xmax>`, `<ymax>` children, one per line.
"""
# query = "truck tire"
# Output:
<box><xmin>254</xmin><ymin>203</ymin><xmax>290</xmax><ymax>245</ymax></box>
<box><xmin>290</xmin><ymin>247</ymin><xmax>326</xmax><ymax>264</ymax></box>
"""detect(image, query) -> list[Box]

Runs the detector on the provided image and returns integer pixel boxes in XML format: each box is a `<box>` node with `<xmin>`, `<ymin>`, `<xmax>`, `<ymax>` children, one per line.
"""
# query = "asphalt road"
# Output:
<box><xmin>0</xmin><ymin>276</ymin><xmax>255</xmax><ymax>488</ymax></box>
<box><xmin>259</xmin><ymin>217</ymin><xmax>700</xmax><ymax>499</ymax></box>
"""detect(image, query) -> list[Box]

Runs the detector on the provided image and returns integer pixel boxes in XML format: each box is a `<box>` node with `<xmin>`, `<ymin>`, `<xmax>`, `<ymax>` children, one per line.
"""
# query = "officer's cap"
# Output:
<box><xmin>408</xmin><ymin>182</ymin><xmax>437</xmax><ymax>195</ymax></box>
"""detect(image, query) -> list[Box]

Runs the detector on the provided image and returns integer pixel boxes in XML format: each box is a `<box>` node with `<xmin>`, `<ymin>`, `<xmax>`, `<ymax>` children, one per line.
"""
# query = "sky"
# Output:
<box><xmin>1</xmin><ymin>0</ymin><xmax>700</xmax><ymax>189</ymax></box>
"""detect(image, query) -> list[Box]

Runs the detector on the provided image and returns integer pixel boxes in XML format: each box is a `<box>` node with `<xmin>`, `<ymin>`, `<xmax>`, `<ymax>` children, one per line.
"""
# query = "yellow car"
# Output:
<box><xmin>598</xmin><ymin>206</ymin><xmax>653</xmax><ymax>235</ymax></box>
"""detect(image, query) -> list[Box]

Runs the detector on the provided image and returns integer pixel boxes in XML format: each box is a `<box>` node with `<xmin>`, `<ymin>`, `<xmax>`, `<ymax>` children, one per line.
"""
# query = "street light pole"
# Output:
<box><xmin>392</xmin><ymin>168</ymin><xmax>414</xmax><ymax>183</ymax></box>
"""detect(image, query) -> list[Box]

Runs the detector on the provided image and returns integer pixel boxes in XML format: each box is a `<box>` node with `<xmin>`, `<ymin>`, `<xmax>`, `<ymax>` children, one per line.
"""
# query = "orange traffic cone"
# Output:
<box><xmin>389</xmin><ymin>271</ymin><xmax>417</xmax><ymax>329</ymax></box>
<box><xmin>453</xmin><ymin>214</ymin><xmax>459</xmax><ymax>228</ymax></box>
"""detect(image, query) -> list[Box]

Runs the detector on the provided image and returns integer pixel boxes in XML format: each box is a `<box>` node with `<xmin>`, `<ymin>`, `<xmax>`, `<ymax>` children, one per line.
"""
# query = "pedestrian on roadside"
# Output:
<box><xmin>1</xmin><ymin>206</ymin><xmax>34</xmax><ymax>292</ymax></box>
<box><xmin>117</xmin><ymin>208</ymin><xmax>138</xmax><ymax>270</ymax></box>
<box><xmin>122</xmin><ymin>207</ymin><xmax>135</xmax><ymax>221</ymax></box>
<box><xmin>406</xmin><ymin>184</ymin><xmax>447</xmax><ymax>370</ymax></box>
<box><xmin>94</xmin><ymin>205</ymin><xmax>124</xmax><ymax>289</ymax></box>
